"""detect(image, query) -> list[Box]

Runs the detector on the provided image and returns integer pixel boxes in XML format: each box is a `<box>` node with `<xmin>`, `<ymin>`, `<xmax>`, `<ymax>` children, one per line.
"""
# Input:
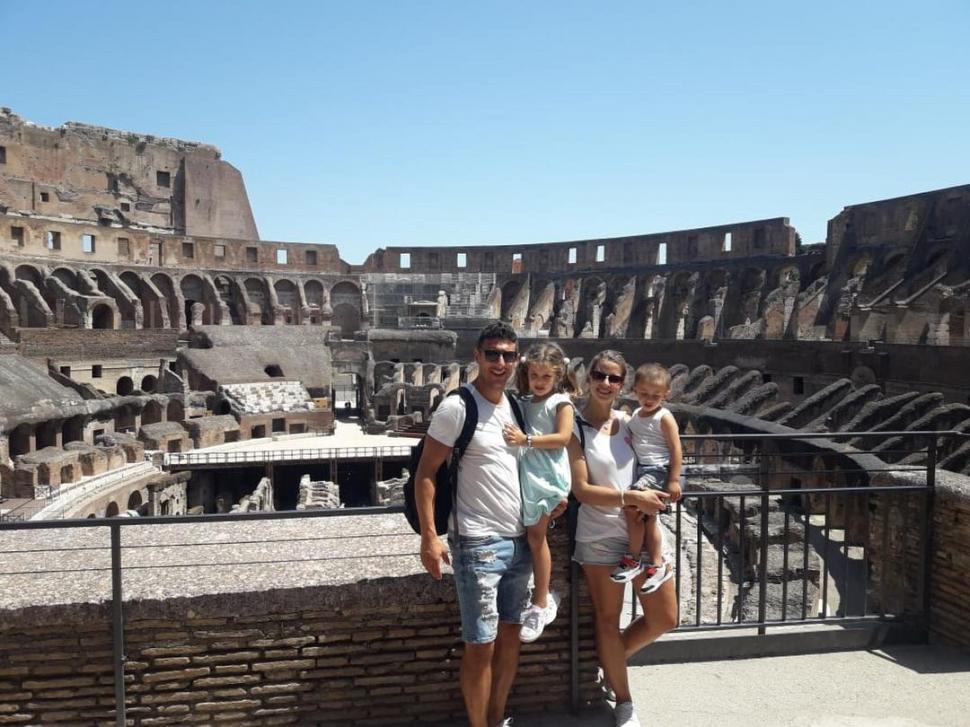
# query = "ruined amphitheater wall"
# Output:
<box><xmin>364</xmin><ymin>217</ymin><xmax>797</xmax><ymax>274</ymax></box>
<box><xmin>1</xmin><ymin>212</ymin><xmax>347</xmax><ymax>274</ymax></box>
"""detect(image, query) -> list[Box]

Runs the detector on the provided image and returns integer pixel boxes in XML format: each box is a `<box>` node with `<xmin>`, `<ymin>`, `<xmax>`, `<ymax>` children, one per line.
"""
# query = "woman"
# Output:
<box><xmin>567</xmin><ymin>350</ymin><xmax>678</xmax><ymax>727</ymax></box>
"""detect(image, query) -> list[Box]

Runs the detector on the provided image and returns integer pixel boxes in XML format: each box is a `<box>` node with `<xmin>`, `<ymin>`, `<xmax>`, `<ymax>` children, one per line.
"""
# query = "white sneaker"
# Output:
<box><xmin>544</xmin><ymin>591</ymin><xmax>561</xmax><ymax>627</ymax></box>
<box><xmin>519</xmin><ymin>604</ymin><xmax>547</xmax><ymax>643</ymax></box>
<box><xmin>614</xmin><ymin>701</ymin><xmax>640</xmax><ymax>727</ymax></box>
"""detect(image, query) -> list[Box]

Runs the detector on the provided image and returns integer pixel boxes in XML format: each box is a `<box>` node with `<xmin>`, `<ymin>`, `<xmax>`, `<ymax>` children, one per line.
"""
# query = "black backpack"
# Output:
<box><xmin>403</xmin><ymin>386</ymin><xmax>525</xmax><ymax>536</ymax></box>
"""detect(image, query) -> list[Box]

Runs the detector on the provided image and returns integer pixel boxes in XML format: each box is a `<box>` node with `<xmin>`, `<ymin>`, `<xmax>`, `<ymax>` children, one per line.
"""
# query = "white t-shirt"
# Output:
<box><xmin>627</xmin><ymin>406</ymin><xmax>672</xmax><ymax>466</ymax></box>
<box><xmin>574</xmin><ymin>412</ymin><xmax>637</xmax><ymax>543</ymax></box>
<box><xmin>426</xmin><ymin>385</ymin><xmax>523</xmax><ymax>538</ymax></box>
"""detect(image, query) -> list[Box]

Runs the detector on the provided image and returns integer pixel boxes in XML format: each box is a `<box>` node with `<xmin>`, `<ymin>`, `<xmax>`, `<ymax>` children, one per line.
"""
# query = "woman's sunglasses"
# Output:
<box><xmin>481</xmin><ymin>349</ymin><xmax>519</xmax><ymax>364</ymax></box>
<box><xmin>589</xmin><ymin>370</ymin><xmax>624</xmax><ymax>385</ymax></box>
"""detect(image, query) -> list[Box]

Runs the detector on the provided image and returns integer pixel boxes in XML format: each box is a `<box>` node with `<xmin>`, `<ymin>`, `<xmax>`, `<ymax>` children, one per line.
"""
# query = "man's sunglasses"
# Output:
<box><xmin>590</xmin><ymin>370</ymin><xmax>624</xmax><ymax>385</ymax></box>
<box><xmin>481</xmin><ymin>349</ymin><xmax>519</xmax><ymax>364</ymax></box>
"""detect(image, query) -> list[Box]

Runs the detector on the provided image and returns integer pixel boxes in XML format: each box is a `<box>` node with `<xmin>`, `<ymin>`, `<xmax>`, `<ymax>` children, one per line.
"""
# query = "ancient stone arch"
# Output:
<box><xmin>213</xmin><ymin>275</ymin><xmax>244</xmax><ymax>325</ymax></box>
<box><xmin>180</xmin><ymin>274</ymin><xmax>209</xmax><ymax>326</ymax></box>
<box><xmin>331</xmin><ymin>281</ymin><xmax>362</xmax><ymax>335</ymax></box>
<box><xmin>574</xmin><ymin>276</ymin><xmax>607</xmax><ymax>338</ymax></box>
<box><xmin>142</xmin><ymin>399</ymin><xmax>163</xmax><ymax>424</ymax></box>
<box><xmin>499</xmin><ymin>278</ymin><xmax>529</xmax><ymax>328</ymax></box>
<box><xmin>167</xmin><ymin>399</ymin><xmax>185</xmax><ymax>422</ymax></box>
<box><xmin>127</xmin><ymin>490</ymin><xmax>144</xmax><ymax>512</ymax></box>
<box><xmin>14</xmin><ymin>264</ymin><xmax>44</xmax><ymax>286</ymax></box>
<box><xmin>303</xmin><ymin>279</ymin><xmax>327</xmax><ymax>324</ymax></box>
<box><xmin>244</xmin><ymin>277</ymin><xmax>274</xmax><ymax>325</ymax></box>
<box><xmin>657</xmin><ymin>271</ymin><xmax>695</xmax><ymax>339</ymax></box>
<box><xmin>51</xmin><ymin>267</ymin><xmax>78</xmax><ymax>289</ymax></box>
<box><xmin>90</xmin><ymin>303</ymin><xmax>115</xmax><ymax>330</ymax></box>
<box><xmin>274</xmin><ymin>279</ymin><xmax>300</xmax><ymax>324</ymax></box>
<box><xmin>151</xmin><ymin>272</ymin><xmax>182</xmax><ymax>329</ymax></box>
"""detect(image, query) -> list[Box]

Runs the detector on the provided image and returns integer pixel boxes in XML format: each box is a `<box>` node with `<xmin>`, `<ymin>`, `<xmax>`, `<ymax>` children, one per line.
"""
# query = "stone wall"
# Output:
<box><xmin>867</xmin><ymin>470</ymin><xmax>970</xmax><ymax>649</ymax></box>
<box><xmin>0</xmin><ymin>526</ymin><xmax>599</xmax><ymax>725</ymax></box>
<box><xmin>0</xmin><ymin>108</ymin><xmax>258</xmax><ymax>240</ymax></box>
<box><xmin>0</xmin><ymin>213</ymin><xmax>347</xmax><ymax>274</ymax></box>
<box><xmin>17</xmin><ymin>328</ymin><xmax>179</xmax><ymax>359</ymax></box>
<box><xmin>363</xmin><ymin>218</ymin><xmax>797</xmax><ymax>274</ymax></box>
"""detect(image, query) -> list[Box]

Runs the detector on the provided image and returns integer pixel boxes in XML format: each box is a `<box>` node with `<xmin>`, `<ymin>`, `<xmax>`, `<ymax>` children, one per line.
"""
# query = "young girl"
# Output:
<box><xmin>503</xmin><ymin>342</ymin><xmax>576</xmax><ymax>643</ymax></box>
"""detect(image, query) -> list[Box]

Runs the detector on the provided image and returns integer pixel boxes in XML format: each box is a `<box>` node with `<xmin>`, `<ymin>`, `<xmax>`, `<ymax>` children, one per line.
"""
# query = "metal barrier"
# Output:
<box><xmin>0</xmin><ymin>429</ymin><xmax>958</xmax><ymax>725</ymax></box>
<box><xmin>622</xmin><ymin>429</ymin><xmax>948</xmax><ymax>635</ymax></box>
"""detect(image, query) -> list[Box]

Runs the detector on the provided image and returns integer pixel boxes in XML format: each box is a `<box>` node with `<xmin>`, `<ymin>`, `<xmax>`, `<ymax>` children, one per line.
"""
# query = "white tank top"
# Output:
<box><xmin>626</xmin><ymin>406</ymin><xmax>671</xmax><ymax>466</ymax></box>
<box><xmin>574</xmin><ymin>413</ymin><xmax>637</xmax><ymax>543</ymax></box>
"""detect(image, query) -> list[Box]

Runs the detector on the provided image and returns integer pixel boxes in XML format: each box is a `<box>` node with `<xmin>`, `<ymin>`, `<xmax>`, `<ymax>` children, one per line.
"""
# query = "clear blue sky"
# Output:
<box><xmin>2</xmin><ymin>1</ymin><xmax>968</xmax><ymax>263</ymax></box>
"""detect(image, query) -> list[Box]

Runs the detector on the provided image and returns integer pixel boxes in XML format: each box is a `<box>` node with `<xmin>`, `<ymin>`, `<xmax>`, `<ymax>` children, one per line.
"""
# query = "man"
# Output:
<box><xmin>416</xmin><ymin>322</ymin><xmax>564</xmax><ymax>727</ymax></box>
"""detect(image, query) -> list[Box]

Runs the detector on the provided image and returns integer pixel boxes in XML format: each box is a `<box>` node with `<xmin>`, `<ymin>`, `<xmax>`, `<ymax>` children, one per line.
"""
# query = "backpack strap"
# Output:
<box><xmin>448</xmin><ymin>386</ymin><xmax>478</xmax><ymax>538</ymax></box>
<box><xmin>453</xmin><ymin>387</ymin><xmax>478</xmax><ymax>458</ymax></box>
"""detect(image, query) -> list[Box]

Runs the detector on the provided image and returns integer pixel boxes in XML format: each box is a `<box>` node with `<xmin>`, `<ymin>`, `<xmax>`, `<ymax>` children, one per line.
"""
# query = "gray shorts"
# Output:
<box><xmin>572</xmin><ymin>536</ymin><xmax>629</xmax><ymax>566</ymax></box>
<box><xmin>632</xmin><ymin>464</ymin><xmax>669</xmax><ymax>492</ymax></box>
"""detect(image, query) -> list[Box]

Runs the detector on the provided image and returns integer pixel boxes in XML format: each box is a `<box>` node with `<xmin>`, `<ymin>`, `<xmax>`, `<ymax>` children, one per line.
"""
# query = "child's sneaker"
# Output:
<box><xmin>610</xmin><ymin>555</ymin><xmax>644</xmax><ymax>583</ymax></box>
<box><xmin>544</xmin><ymin>591</ymin><xmax>561</xmax><ymax>627</ymax></box>
<box><xmin>639</xmin><ymin>560</ymin><xmax>673</xmax><ymax>594</ymax></box>
<box><xmin>520</xmin><ymin>591</ymin><xmax>562</xmax><ymax>643</ymax></box>
<box><xmin>519</xmin><ymin>604</ymin><xmax>547</xmax><ymax>643</ymax></box>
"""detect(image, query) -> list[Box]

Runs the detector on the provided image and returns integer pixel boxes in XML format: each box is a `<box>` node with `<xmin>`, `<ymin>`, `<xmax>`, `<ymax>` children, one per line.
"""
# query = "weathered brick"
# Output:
<box><xmin>157</xmin><ymin>704</ymin><xmax>191</xmax><ymax>715</ymax></box>
<box><xmin>195</xmin><ymin>699</ymin><xmax>260</xmax><ymax>711</ymax></box>
<box><xmin>140</xmin><ymin>690</ymin><xmax>211</xmax><ymax>705</ymax></box>
<box><xmin>151</xmin><ymin>657</ymin><xmax>193</xmax><ymax>668</ymax></box>
<box><xmin>250</xmin><ymin>683</ymin><xmax>309</xmax><ymax>696</ymax></box>
<box><xmin>22</xmin><ymin>676</ymin><xmax>95</xmax><ymax>689</ymax></box>
<box><xmin>143</xmin><ymin>668</ymin><xmax>210</xmax><ymax>684</ymax></box>
<box><xmin>212</xmin><ymin>688</ymin><xmax>248</xmax><ymax>699</ymax></box>
<box><xmin>140</xmin><ymin>646</ymin><xmax>207</xmax><ymax>658</ymax></box>
<box><xmin>252</xmin><ymin>659</ymin><xmax>314</xmax><ymax>673</ymax></box>
<box><xmin>251</xmin><ymin>637</ymin><xmax>314</xmax><ymax>649</ymax></box>
<box><xmin>194</xmin><ymin>675</ymin><xmax>261</xmax><ymax>688</ymax></box>
<box><xmin>213</xmin><ymin>665</ymin><xmax>250</xmax><ymax>675</ymax></box>
<box><xmin>191</xmin><ymin>651</ymin><xmax>261</xmax><ymax>665</ymax></box>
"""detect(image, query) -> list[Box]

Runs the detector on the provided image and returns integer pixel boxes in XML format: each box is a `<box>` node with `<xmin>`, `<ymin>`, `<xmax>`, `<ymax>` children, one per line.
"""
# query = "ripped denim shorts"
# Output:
<box><xmin>448</xmin><ymin>534</ymin><xmax>533</xmax><ymax>644</ymax></box>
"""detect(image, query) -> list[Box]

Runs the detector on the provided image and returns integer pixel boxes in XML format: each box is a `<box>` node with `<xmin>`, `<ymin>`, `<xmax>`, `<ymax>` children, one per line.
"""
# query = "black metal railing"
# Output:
<box><xmin>621</xmin><ymin>430</ymin><xmax>951</xmax><ymax>637</ymax></box>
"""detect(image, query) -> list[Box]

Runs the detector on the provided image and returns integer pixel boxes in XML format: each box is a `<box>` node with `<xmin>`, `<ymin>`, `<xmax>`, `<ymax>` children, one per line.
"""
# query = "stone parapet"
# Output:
<box><xmin>0</xmin><ymin>522</ymin><xmax>599</xmax><ymax>724</ymax></box>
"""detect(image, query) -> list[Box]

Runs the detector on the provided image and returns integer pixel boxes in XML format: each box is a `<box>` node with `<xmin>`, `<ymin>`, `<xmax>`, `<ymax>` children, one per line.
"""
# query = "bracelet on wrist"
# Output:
<box><xmin>619</xmin><ymin>489</ymin><xmax>625</xmax><ymax>507</ymax></box>
<box><xmin>526</xmin><ymin>434</ymin><xmax>533</xmax><ymax>448</ymax></box>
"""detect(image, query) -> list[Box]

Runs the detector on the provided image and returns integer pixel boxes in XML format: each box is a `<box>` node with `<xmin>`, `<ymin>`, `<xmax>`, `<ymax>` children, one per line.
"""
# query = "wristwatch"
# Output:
<box><xmin>526</xmin><ymin>434</ymin><xmax>533</xmax><ymax>448</ymax></box>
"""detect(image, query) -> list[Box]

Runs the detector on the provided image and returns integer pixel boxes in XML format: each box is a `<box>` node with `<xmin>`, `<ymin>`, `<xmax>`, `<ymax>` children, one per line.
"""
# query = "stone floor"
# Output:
<box><xmin>520</xmin><ymin>644</ymin><xmax>970</xmax><ymax>727</ymax></box>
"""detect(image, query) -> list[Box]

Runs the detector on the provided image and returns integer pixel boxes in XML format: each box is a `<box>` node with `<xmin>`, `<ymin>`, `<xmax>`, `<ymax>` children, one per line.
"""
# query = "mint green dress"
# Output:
<box><xmin>519</xmin><ymin>393</ymin><xmax>573</xmax><ymax>526</ymax></box>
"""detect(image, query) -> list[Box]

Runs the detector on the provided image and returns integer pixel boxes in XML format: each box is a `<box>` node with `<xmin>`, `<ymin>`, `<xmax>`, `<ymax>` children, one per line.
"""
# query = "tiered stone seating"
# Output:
<box><xmin>220</xmin><ymin>381</ymin><xmax>313</xmax><ymax>414</ymax></box>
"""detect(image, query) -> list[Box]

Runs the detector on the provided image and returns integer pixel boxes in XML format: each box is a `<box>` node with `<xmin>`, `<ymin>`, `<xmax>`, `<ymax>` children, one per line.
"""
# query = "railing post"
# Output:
<box><xmin>567</xmin><ymin>502</ymin><xmax>580</xmax><ymax>714</ymax></box>
<box><xmin>919</xmin><ymin>435</ymin><xmax>937</xmax><ymax>637</ymax></box>
<box><xmin>110</xmin><ymin>523</ymin><xmax>126</xmax><ymax>727</ymax></box>
<box><xmin>758</xmin><ymin>438</ymin><xmax>770</xmax><ymax>635</ymax></box>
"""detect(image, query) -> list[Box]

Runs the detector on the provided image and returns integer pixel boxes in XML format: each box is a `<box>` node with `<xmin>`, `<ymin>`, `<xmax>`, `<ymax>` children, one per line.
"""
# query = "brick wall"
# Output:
<box><xmin>926</xmin><ymin>476</ymin><xmax>970</xmax><ymax>648</ymax></box>
<box><xmin>867</xmin><ymin>470</ymin><xmax>970</xmax><ymax>649</ymax></box>
<box><xmin>0</xmin><ymin>526</ymin><xmax>602</xmax><ymax>725</ymax></box>
<box><xmin>17</xmin><ymin>329</ymin><xmax>179</xmax><ymax>359</ymax></box>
